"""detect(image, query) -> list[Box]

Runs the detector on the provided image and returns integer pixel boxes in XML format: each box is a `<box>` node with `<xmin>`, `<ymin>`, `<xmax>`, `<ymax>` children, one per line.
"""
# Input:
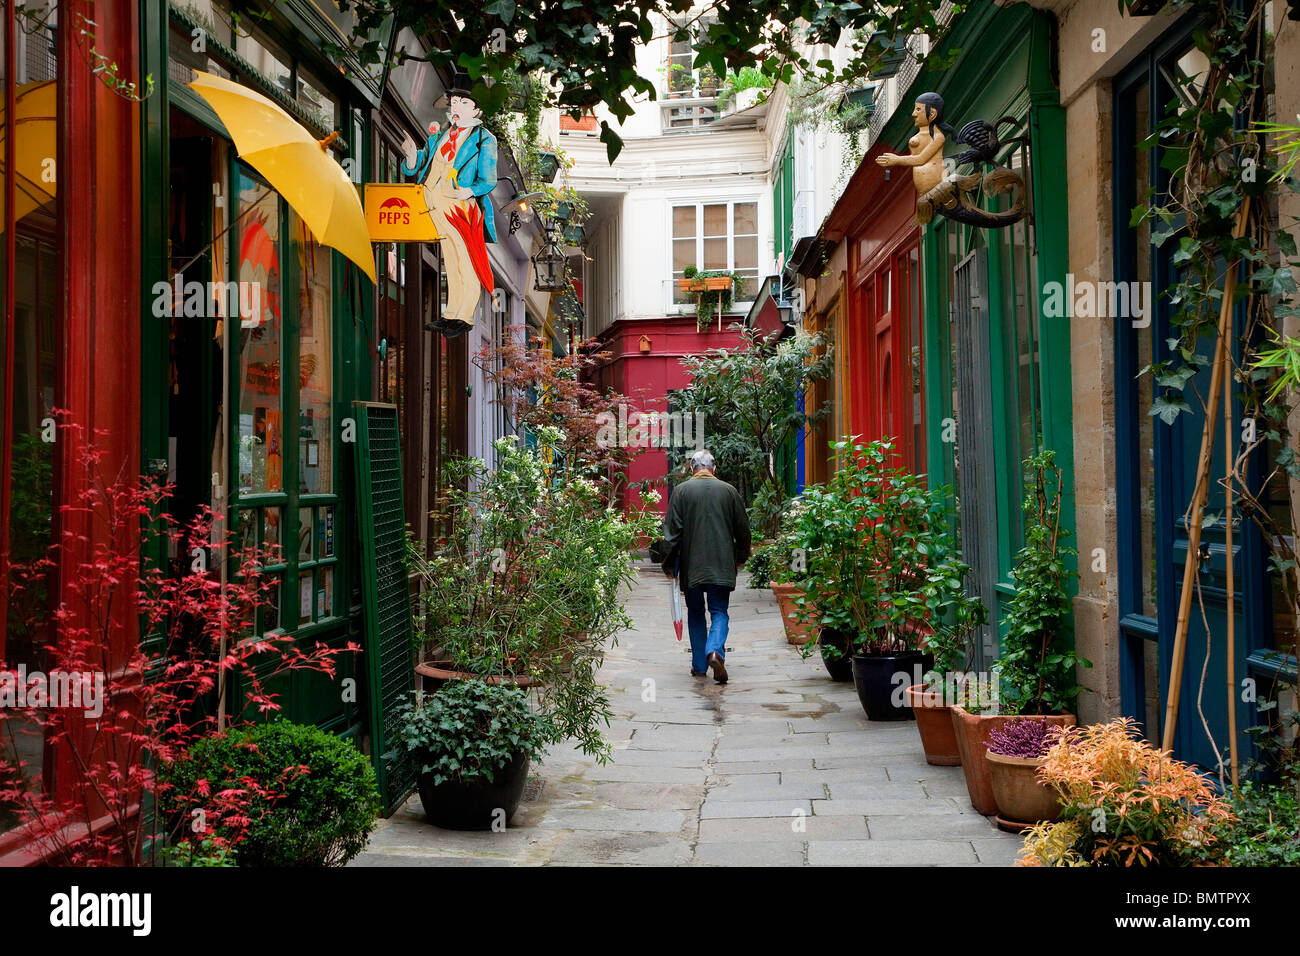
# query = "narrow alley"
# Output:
<box><xmin>355</xmin><ymin>569</ymin><xmax>1023</xmax><ymax>866</ymax></box>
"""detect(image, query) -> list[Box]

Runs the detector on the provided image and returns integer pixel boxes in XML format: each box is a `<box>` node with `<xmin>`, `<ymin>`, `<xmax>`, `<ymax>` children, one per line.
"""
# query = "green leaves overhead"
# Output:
<box><xmin>326</xmin><ymin>0</ymin><xmax>962</xmax><ymax>159</ymax></box>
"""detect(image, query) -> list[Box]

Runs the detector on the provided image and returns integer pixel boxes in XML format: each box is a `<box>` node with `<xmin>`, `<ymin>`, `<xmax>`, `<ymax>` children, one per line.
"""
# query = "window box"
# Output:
<box><xmin>677</xmin><ymin>275</ymin><xmax>733</xmax><ymax>293</ymax></box>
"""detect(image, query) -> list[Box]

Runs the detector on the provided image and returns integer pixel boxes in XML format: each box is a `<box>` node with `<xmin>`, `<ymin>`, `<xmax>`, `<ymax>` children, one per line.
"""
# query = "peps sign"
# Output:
<box><xmin>364</xmin><ymin>183</ymin><xmax>439</xmax><ymax>242</ymax></box>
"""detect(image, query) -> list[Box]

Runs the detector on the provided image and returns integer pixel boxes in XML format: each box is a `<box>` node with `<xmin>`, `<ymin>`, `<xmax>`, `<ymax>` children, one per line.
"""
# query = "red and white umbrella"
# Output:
<box><xmin>669</xmin><ymin>579</ymin><xmax>683</xmax><ymax>641</ymax></box>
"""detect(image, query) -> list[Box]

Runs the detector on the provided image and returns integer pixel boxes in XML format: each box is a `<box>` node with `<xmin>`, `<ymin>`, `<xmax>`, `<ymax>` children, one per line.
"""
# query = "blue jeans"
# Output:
<box><xmin>684</xmin><ymin>585</ymin><xmax>730</xmax><ymax>674</ymax></box>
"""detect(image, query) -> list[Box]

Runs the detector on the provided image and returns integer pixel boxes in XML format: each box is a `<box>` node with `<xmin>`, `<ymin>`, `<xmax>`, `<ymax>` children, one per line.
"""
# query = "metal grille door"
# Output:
<box><xmin>952</xmin><ymin>249</ymin><xmax>999</xmax><ymax>669</ymax></box>
<box><xmin>354</xmin><ymin>402</ymin><xmax>416</xmax><ymax>815</ymax></box>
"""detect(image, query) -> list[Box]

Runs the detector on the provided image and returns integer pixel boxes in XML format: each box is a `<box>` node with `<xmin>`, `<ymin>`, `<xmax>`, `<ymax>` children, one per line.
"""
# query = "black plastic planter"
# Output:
<box><xmin>851</xmin><ymin>651</ymin><xmax>934</xmax><ymax>720</ymax></box>
<box><xmin>417</xmin><ymin>751</ymin><xmax>531</xmax><ymax>830</ymax></box>
<box><xmin>818</xmin><ymin>628</ymin><xmax>856</xmax><ymax>682</ymax></box>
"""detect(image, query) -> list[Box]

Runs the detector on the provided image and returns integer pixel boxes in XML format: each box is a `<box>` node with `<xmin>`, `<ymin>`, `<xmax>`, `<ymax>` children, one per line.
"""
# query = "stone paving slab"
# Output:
<box><xmin>700</xmin><ymin>799</ymin><xmax>815</xmax><ymax>819</ymax></box>
<box><xmin>350</xmin><ymin>572</ymin><xmax>1022</xmax><ymax>867</ymax></box>
<box><xmin>537</xmin><ymin>809</ymin><xmax>688</xmax><ymax>832</ymax></box>
<box><xmin>707</xmin><ymin>779</ymin><xmax>830</xmax><ymax>802</ymax></box>
<box><xmin>691</xmin><ymin>841</ymin><xmax>806</xmax><ymax>866</ymax></box>
<box><xmin>697</xmin><ymin>814</ymin><xmax>869</xmax><ymax>843</ymax></box>
<box><xmin>808</xmin><ymin>839</ymin><xmax>980</xmax><ymax>866</ymax></box>
<box><xmin>866</xmin><ymin>814</ymin><xmax>1001</xmax><ymax>841</ymax></box>
<box><xmin>811</xmin><ymin>798</ymin><xmax>970</xmax><ymax>816</ymax></box>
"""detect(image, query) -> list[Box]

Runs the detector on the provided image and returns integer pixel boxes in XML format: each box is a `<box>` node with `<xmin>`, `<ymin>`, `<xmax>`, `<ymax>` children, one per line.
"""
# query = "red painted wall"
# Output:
<box><xmin>588</xmin><ymin>316</ymin><xmax>745</xmax><ymax>513</ymax></box>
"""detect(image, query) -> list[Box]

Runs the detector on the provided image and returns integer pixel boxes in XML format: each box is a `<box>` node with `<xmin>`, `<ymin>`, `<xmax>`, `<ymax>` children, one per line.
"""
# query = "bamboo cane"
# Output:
<box><xmin>1223</xmin><ymin>342</ymin><xmax>1238</xmax><ymax>789</ymax></box>
<box><xmin>1161</xmin><ymin>198</ymin><xmax>1250</xmax><ymax>754</ymax></box>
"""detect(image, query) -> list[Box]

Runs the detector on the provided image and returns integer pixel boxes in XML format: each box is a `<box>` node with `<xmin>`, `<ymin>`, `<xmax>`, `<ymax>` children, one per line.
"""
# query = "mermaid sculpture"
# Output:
<box><xmin>876</xmin><ymin>91</ymin><xmax>1027</xmax><ymax>229</ymax></box>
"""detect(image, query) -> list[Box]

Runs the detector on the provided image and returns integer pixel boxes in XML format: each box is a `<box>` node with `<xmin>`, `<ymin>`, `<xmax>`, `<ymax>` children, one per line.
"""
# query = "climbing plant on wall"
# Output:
<box><xmin>1125</xmin><ymin>0</ymin><xmax>1300</xmax><ymax>699</ymax></box>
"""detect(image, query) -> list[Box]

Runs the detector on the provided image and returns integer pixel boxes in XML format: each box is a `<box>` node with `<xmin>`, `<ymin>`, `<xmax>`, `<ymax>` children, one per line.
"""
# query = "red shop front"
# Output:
<box><xmin>822</xmin><ymin>143</ymin><xmax>925</xmax><ymax>473</ymax></box>
<box><xmin>0</xmin><ymin>1</ymin><xmax>143</xmax><ymax>863</ymax></box>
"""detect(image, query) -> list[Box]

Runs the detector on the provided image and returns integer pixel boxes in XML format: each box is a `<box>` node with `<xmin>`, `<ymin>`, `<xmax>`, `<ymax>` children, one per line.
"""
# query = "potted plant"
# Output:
<box><xmin>985</xmin><ymin>718</ymin><xmax>1064</xmax><ymax>832</ymax></box>
<box><xmin>906</xmin><ymin>583</ymin><xmax>985</xmax><ymax>765</ymax></box>
<box><xmin>952</xmin><ymin>449</ymin><xmax>1088</xmax><ymax>814</ymax></box>
<box><xmin>1016</xmin><ymin>718</ymin><xmax>1235</xmax><ymax>866</ymax></box>
<box><xmin>995</xmin><ymin>449</ymin><xmax>1091</xmax><ymax>717</ymax></box>
<box><xmin>753</xmin><ymin>498</ymin><xmax>817</xmax><ymax>645</ymax></box>
<box><xmin>411</xmin><ymin>428</ymin><xmax>660</xmax><ymax>761</ymax></box>
<box><xmin>391</xmin><ymin>681</ymin><xmax>553</xmax><ymax>830</ymax></box>
<box><xmin>797</xmin><ymin>438</ymin><xmax>976</xmax><ymax>716</ymax></box>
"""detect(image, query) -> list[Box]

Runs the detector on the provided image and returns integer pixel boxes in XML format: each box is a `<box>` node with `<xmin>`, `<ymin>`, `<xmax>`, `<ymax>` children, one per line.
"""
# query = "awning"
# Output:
<box><xmin>745</xmin><ymin>275</ymin><xmax>794</xmax><ymax>341</ymax></box>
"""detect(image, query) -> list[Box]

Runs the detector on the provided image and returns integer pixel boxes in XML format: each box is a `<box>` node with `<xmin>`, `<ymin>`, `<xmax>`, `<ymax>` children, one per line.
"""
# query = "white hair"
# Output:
<box><xmin>691</xmin><ymin>449</ymin><xmax>715</xmax><ymax>472</ymax></box>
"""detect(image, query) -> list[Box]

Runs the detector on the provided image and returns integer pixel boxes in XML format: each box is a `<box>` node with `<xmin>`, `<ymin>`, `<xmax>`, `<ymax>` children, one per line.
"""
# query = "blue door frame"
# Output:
<box><xmin>1112</xmin><ymin>23</ymin><xmax>1272</xmax><ymax>773</ymax></box>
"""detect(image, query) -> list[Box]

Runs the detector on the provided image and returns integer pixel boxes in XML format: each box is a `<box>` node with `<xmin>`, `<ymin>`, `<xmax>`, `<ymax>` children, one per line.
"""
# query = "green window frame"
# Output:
<box><xmin>229</xmin><ymin>162</ymin><xmax>343</xmax><ymax>640</ymax></box>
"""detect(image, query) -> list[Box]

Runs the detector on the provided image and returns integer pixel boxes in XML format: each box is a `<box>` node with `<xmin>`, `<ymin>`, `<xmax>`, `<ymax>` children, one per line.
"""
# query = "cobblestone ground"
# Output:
<box><xmin>353</xmin><ymin>567</ymin><xmax>1024</xmax><ymax>866</ymax></box>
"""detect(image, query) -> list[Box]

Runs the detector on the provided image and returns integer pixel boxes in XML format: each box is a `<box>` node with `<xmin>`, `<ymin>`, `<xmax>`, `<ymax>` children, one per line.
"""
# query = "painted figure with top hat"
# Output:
<box><xmin>401</xmin><ymin>73</ymin><xmax>498</xmax><ymax>335</ymax></box>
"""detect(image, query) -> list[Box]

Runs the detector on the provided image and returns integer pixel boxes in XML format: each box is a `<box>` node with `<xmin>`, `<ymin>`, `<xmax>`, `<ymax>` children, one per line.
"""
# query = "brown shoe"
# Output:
<box><xmin>707</xmin><ymin>652</ymin><xmax>728</xmax><ymax>684</ymax></box>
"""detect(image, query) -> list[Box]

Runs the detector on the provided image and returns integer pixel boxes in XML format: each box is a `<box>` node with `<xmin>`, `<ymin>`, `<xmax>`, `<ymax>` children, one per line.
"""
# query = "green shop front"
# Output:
<box><xmin>892</xmin><ymin>0</ymin><xmax>1075</xmax><ymax>668</ymax></box>
<box><xmin>141</xmin><ymin>3</ymin><xmax>383</xmax><ymax>741</ymax></box>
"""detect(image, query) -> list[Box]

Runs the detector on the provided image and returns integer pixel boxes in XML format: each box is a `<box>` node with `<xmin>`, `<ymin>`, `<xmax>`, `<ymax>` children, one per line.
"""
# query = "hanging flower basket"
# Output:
<box><xmin>537</xmin><ymin>151</ymin><xmax>560</xmax><ymax>183</ymax></box>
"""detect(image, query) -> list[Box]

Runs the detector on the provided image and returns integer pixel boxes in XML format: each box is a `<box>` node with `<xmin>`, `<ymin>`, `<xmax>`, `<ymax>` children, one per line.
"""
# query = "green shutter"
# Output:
<box><xmin>352</xmin><ymin>402</ymin><xmax>416</xmax><ymax>815</ymax></box>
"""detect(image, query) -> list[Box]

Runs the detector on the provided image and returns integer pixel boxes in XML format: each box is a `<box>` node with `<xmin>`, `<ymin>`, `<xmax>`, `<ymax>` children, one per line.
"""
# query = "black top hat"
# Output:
<box><xmin>447</xmin><ymin>72</ymin><xmax>476</xmax><ymax>100</ymax></box>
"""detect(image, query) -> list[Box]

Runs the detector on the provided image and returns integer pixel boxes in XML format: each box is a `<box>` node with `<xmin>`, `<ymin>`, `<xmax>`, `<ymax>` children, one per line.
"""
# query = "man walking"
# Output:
<box><xmin>660</xmin><ymin>450</ymin><xmax>751</xmax><ymax>684</ymax></box>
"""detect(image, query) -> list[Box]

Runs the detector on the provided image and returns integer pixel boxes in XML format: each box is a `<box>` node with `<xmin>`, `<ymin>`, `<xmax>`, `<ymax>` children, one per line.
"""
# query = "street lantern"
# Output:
<box><xmin>532</xmin><ymin>239</ymin><xmax>568</xmax><ymax>292</ymax></box>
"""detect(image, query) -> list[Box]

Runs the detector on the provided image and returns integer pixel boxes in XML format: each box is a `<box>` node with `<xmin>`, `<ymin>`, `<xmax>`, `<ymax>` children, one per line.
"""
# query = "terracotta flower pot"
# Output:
<box><xmin>950</xmin><ymin>706</ymin><xmax>1075</xmax><ymax>815</ymax></box>
<box><xmin>986</xmin><ymin>751</ymin><xmax>1061</xmax><ymax>832</ymax></box>
<box><xmin>769</xmin><ymin>581</ymin><xmax>815</xmax><ymax>645</ymax></box>
<box><xmin>905</xmin><ymin>685</ymin><xmax>961</xmax><ymax>766</ymax></box>
<box><xmin>415</xmin><ymin>659</ymin><xmax>535</xmax><ymax>692</ymax></box>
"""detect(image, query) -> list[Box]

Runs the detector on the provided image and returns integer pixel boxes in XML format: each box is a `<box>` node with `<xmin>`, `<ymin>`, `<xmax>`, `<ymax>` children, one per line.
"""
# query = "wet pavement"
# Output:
<box><xmin>352</xmin><ymin>568</ymin><xmax>1023</xmax><ymax>866</ymax></box>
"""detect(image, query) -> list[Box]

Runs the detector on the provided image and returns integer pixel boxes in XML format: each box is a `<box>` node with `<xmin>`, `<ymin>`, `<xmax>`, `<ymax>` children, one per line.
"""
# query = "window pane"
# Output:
<box><xmin>668</xmin><ymin>49</ymin><xmax>694</xmax><ymax>96</ymax></box>
<box><xmin>734</xmin><ymin>235</ymin><xmax>757</xmax><ymax>271</ymax></box>
<box><xmin>703</xmin><ymin>203</ymin><xmax>727</xmax><ymax>237</ymax></box>
<box><xmin>733</xmin><ymin>202</ymin><xmax>757</xmax><ymax>236</ymax></box>
<box><xmin>297</xmin><ymin>67</ymin><xmax>337</xmax><ymax>132</ymax></box>
<box><xmin>703</xmin><ymin>237</ymin><xmax>726</xmax><ymax>271</ymax></box>
<box><xmin>672</xmin><ymin>239</ymin><xmax>696</xmax><ymax>273</ymax></box>
<box><xmin>237</xmin><ymin>174</ymin><xmax>284</xmax><ymax>495</ymax></box>
<box><xmin>234</xmin><ymin>28</ymin><xmax>292</xmax><ymax>98</ymax></box>
<box><xmin>299</xmin><ymin>574</ymin><xmax>314</xmax><ymax>625</ymax></box>
<box><xmin>672</xmin><ymin>206</ymin><xmax>695</xmax><ymax>239</ymax></box>
<box><xmin>294</xmin><ymin>215</ymin><xmax>333</xmax><ymax>494</ymax></box>
<box><xmin>264</xmin><ymin>506</ymin><xmax>283</xmax><ymax>550</ymax></box>
<box><xmin>320</xmin><ymin>566</ymin><xmax>335</xmax><ymax>619</ymax></box>
<box><xmin>299</xmin><ymin>507</ymin><xmax>314</xmax><ymax>562</ymax></box>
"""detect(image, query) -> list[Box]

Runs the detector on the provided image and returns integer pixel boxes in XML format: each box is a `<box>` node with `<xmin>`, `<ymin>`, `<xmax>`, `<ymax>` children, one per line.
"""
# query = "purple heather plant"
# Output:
<box><xmin>986</xmin><ymin>718</ymin><xmax>1058</xmax><ymax>759</ymax></box>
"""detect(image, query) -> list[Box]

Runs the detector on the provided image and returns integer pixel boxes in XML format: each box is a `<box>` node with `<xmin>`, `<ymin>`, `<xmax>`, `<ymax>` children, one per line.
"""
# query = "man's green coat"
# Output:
<box><xmin>660</xmin><ymin>473</ymin><xmax>752</xmax><ymax>591</ymax></box>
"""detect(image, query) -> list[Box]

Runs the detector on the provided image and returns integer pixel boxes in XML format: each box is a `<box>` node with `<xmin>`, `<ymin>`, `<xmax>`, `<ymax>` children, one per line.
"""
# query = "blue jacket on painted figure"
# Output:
<box><xmin>402</xmin><ymin>123</ymin><xmax>499</xmax><ymax>243</ymax></box>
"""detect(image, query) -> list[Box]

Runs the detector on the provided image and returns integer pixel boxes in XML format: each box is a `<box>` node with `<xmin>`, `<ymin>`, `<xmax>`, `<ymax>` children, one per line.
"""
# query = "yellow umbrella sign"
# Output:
<box><xmin>187</xmin><ymin>70</ymin><xmax>377</xmax><ymax>284</ymax></box>
<box><xmin>364</xmin><ymin>183</ymin><xmax>439</xmax><ymax>242</ymax></box>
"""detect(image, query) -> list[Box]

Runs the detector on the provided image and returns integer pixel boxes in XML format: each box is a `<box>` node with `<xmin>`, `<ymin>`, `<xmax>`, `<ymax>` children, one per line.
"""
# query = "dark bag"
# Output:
<box><xmin>648</xmin><ymin>537</ymin><xmax>673</xmax><ymax>565</ymax></box>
